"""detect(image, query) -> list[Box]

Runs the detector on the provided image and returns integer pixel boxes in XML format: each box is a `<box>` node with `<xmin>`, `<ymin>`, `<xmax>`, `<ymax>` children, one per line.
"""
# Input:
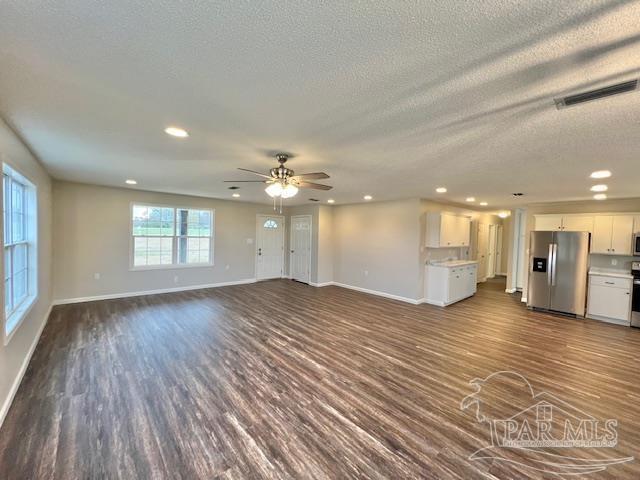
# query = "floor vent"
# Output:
<box><xmin>555</xmin><ymin>79</ymin><xmax>638</xmax><ymax>109</ymax></box>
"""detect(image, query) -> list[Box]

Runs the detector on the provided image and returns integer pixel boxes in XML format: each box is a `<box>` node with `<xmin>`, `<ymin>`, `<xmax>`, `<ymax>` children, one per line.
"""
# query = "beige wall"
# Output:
<box><xmin>500</xmin><ymin>215</ymin><xmax>511</xmax><ymax>274</ymax></box>
<box><xmin>332</xmin><ymin>198</ymin><xmax>422</xmax><ymax>300</ymax></box>
<box><xmin>52</xmin><ymin>181</ymin><xmax>280</xmax><ymax>301</ymax></box>
<box><xmin>317</xmin><ymin>206</ymin><xmax>334</xmax><ymax>285</ymax></box>
<box><xmin>508</xmin><ymin>198</ymin><xmax>640</xmax><ymax>299</ymax></box>
<box><xmin>0</xmin><ymin>119</ymin><xmax>53</xmax><ymax>424</ymax></box>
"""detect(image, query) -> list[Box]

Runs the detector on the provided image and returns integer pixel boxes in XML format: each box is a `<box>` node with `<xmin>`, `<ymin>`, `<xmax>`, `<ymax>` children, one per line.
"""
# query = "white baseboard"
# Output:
<box><xmin>0</xmin><ymin>304</ymin><xmax>53</xmax><ymax>428</ymax></box>
<box><xmin>505</xmin><ymin>288</ymin><xmax>516</xmax><ymax>294</ymax></box>
<box><xmin>331</xmin><ymin>282</ymin><xmax>421</xmax><ymax>305</ymax></box>
<box><xmin>423</xmin><ymin>299</ymin><xmax>446</xmax><ymax>307</ymax></box>
<box><xmin>52</xmin><ymin>278</ymin><xmax>257</xmax><ymax>305</ymax></box>
<box><xmin>521</xmin><ymin>296</ymin><xmax>527</xmax><ymax>303</ymax></box>
<box><xmin>310</xmin><ymin>281</ymin><xmax>334</xmax><ymax>287</ymax></box>
<box><xmin>586</xmin><ymin>314</ymin><xmax>630</xmax><ymax>326</ymax></box>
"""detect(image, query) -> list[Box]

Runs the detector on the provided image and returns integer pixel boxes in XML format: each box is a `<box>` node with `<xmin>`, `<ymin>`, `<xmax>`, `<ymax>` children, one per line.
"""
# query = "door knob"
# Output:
<box><xmin>290</xmin><ymin>250</ymin><xmax>294</xmax><ymax>253</ymax></box>
<box><xmin>258</xmin><ymin>248</ymin><xmax>262</xmax><ymax>256</ymax></box>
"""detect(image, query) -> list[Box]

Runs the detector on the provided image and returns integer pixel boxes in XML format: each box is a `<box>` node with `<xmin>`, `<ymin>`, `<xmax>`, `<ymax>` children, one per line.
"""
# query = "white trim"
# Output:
<box><xmin>331</xmin><ymin>282</ymin><xmax>421</xmax><ymax>305</ymax></box>
<box><xmin>0</xmin><ymin>304</ymin><xmax>52</xmax><ymax>428</ymax></box>
<box><xmin>310</xmin><ymin>281</ymin><xmax>333</xmax><ymax>287</ymax></box>
<box><xmin>289</xmin><ymin>215</ymin><xmax>312</xmax><ymax>284</ymax></box>
<box><xmin>52</xmin><ymin>278</ymin><xmax>257</xmax><ymax>305</ymax></box>
<box><xmin>505</xmin><ymin>288</ymin><xmax>517</xmax><ymax>294</ymax></box>
<box><xmin>521</xmin><ymin>296</ymin><xmax>527</xmax><ymax>303</ymax></box>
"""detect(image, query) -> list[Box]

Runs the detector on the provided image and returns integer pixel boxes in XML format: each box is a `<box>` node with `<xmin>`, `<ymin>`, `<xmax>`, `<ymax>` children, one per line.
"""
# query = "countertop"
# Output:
<box><xmin>588</xmin><ymin>268</ymin><xmax>633</xmax><ymax>279</ymax></box>
<box><xmin>428</xmin><ymin>260</ymin><xmax>479</xmax><ymax>268</ymax></box>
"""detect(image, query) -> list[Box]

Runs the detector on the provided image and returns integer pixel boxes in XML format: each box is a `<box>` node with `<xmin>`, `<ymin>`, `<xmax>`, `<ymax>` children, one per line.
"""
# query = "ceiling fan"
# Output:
<box><xmin>224</xmin><ymin>153</ymin><xmax>331</xmax><ymax>211</ymax></box>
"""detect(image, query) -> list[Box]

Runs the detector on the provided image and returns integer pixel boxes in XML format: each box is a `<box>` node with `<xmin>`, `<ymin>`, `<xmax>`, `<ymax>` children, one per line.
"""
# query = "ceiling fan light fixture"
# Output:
<box><xmin>265</xmin><ymin>182</ymin><xmax>283</xmax><ymax>197</ymax></box>
<box><xmin>281</xmin><ymin>183</ymin><xmax>299</xmax><ymax>198</ymax></box>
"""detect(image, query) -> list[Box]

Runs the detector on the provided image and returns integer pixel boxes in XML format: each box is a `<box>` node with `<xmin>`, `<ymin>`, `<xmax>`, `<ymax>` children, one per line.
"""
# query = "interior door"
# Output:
<box><xmin>290</xmin><ymin>215</ymin><xmax>311</xmax><ymax>283</ymax></box>
<box><xmin>487</xmin><ymin>225</ymin><xmax>497</xmax><ymax>278</ymax></box>
<box><xmin>256</xmin><ymin>215</ymin><xmax>284</xmax><ymax>280</ymax></box>
<box><xmin>550</xmin><ymin>231</ymin><xmax>589</xmax><ymax>315</ymax></box>
<box><xmin>495</xmin><ymin>225</ymin><xmax>503</xmax><ymax>274</ymax></box>
<box><xmin>477</xmin><ymin>223</ymin><xmax>488</xmax><ymax>282</ymax></box>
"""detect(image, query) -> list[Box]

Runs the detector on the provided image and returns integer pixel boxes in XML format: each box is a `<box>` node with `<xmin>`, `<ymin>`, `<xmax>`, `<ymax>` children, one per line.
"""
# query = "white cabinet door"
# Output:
<box><xmin>591</xmin><ymin>216</ymin><xmax>613</xmax><ymax>254</ymax></box>
<box><xmin>562</xmin><ymin>215</ymin><xmax>594</xmax><ymax>232</ymax></box>
<box><xmin>457</xmin><ymin>216</ymin><xmax>471</xmax><ymax>246</ymax></box>
<box><xmin>465</xmin><ymin>266</ymin><xmax>477</xmax><ymax>295</ymax></box>
<box><xmin>534</xmin><ymin>215</ymin><xmax>563</xmax><ymax>231</ymax></box>
<box><xmin>440</xmin><ymin>214</ymin><xmax>458</xmax><ymax>247</ymax></box>
<box><xmin>588</xmin><ymin>284</ymin><xmax>631</xmax><ymax>321</ymax></box>
<box><xmin>610</xmin><ymin>215</ymin><xmax>634</xmax><ymax>254</ymax></box>
<box><xmin>448</xmin><ymin>269</ymin><xmax>463</xmax><ymax>301</ymax></box>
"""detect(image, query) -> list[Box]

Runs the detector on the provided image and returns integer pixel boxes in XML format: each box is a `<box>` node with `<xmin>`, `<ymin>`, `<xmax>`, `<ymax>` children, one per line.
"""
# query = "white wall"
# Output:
<box><xmin>0</xmin><ymin>119</ymin><xmax>53</xmax><ymax>425</ymax></box>
<box><xmin>52</xmin><ymin>181</ymin><xmax>280</xmax><ymax>301</ymax></box>
<box><xmin>332</xmin><ymin>198</ymin><xmax>422</xmax><ymax>301</ymax></box>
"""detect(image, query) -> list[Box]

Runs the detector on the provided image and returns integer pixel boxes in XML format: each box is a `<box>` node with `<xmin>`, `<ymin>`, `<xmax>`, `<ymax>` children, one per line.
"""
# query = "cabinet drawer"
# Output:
<box><xmin>589</xmin><ymin>275</ymin><xmax>631</xmax><ymax>289</ymax></box>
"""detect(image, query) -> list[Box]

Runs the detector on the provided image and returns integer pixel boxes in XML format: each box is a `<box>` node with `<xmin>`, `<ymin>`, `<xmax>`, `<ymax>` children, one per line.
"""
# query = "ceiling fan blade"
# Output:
<box><xmin>223</xmin><ymin>180</ymin><xmax>269</xmax><ymax>183</ymax></box>
<box><xmin>291</xmin><ymin>172</ymin><xmax>330</xmax><ymax>180</ymax></box>
<box><xmin>297</xmin><ymin>181</ymin><xmax>332</xmax><ymax>190</ymax></box>
<box><xmin>237</xmin><ymin>168</ymin><xmax>273</xmax><ymax>179</ymax></box>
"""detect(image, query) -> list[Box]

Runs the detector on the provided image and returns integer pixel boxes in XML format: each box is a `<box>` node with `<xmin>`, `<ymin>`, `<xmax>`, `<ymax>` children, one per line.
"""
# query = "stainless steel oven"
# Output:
<box><xmin>634</xmin><ymin>233</ymin><xmax>640</xmax><ymax>256</ymax></box>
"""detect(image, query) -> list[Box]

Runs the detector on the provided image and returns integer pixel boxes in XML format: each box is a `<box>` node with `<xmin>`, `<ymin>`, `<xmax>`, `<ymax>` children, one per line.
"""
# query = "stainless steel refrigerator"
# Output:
<box><xmin>527</xmin><ymin>231</ymin><xmax>590</xmax><ymax>316</ymax></box>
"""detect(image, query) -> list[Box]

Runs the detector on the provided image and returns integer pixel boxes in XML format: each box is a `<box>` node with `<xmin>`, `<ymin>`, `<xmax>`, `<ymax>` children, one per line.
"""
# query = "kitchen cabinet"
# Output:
<box><xmin>534</xmin><ymin>215</ymin><xmax>563</xmax><ymax>231</ymax></box>
<box><xmin>591</xmin><ymin>215</ymin><xmax>634</xmax><ymax>254</ymax></box>
<box><xmin>534</xmin><ymin>214</ymin><xmax>594</xmax><ymax>232</ymax></box>
<box><xmin>587</xmin><ymin>274</ymin><xmax>632</xmax><ymax>324</ymax></box>
<box><xmin>426</xmin><ymin>212</ymin><xmax>471</xmax><ymax>248</ymax></box>
<box><xmin>424</xmin><ymin>263</ymin><xmax>477</xmax><ymax>306</ymax></box>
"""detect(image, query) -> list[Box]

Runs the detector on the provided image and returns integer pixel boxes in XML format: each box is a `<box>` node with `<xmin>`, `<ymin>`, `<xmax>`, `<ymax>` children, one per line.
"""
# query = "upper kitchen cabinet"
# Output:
<box><xmin>426</xmin><ymin>212</ymin><xmax>471</xmax><ymax>248</ymax></box>
<box><xmin>534</xmin><ymin>214</ymin><xmax>593</xmax><ymax>232</ymax></box>
<box><xmin>534</xmin><ymin>215</ymin><xmax>563</xmax><ymax>231</ymax></box>
<box><xmin>592</xmin><ymin>215</ymin><xmax>634</xmax><ymax>254</ymax></box>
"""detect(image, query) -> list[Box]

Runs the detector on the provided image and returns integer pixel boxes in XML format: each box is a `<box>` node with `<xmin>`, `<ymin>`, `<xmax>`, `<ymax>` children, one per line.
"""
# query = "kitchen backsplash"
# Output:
<box><xmin>589</xmin><ymin>254</ymin><xmax>640</xmax><ymax>271</ymax></box>
<box><xmin>425</xmin><ymin>247</ymin><xmax>471</xmax><ymax>263</ymax></box>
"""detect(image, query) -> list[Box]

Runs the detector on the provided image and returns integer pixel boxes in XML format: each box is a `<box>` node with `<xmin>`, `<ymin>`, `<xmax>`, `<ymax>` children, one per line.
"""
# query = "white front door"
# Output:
<box><xmin>290</xmin><ymin>215</ymin><xmax>311</xmax><ymax>283</ymax></box>
<box><xmin>256</xmin><ymin>215</ymin><xmax>284</xmax><ymax>280</ymax></box>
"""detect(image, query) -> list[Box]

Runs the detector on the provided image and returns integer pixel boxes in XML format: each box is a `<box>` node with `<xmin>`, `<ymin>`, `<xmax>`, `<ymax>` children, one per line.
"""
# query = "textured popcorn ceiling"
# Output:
<box><xmin>1</xmin><ymin>1</ymin><xmax>640</xmax><ymax>207</ymax></box>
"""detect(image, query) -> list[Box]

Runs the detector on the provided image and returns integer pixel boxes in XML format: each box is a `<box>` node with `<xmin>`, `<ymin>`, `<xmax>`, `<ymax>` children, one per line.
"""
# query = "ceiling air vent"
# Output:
<box><xmin>228</xmin><ymin>186</ymin><xmax>240</xmax><ymax>190</ymax></box>
<box><xmin>555</xmin><ymin>79</ymin><xmax>638</xmax><ymax>109</ymax></box>
<box><xmin>308</xmin><ymin>198</ymin><xmax>319</xmax><ymax>202</ymax></box>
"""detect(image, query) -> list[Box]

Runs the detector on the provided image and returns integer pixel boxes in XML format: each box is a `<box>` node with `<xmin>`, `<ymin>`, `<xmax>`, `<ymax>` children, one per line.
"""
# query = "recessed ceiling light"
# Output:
<box><xmin>232</xmin><ymin>193</ymin><xmax>240</xmax><ymax>198</ymax></box>
<box><xmin>164</xmin><ymin>126</ymin><xmax>189</xmax><ymax>138</ymax></box>
<box><xmin>593</xmin><ymin>193</ymin><xmax>607</xmax><ymax>200</ymax></box>
<box><xmin>466</xmin><ymin>197</ymin><xmax>476</xmax><ymax>202</ymax></box>
<box><xmin>590</xmin><ymin>184</ymin><xmax>608</xmax><ymax>192</ymax></box>
<box><xmin>590</xmin><ymin>170</ymin><xmax>611</xmax><ymax>179</ymax></box>
<box><xmin>436</xmin><ymin>187</ymin><xmax>447</xmax><ymax>193</ymax></box>
<box><xmin>364</xmin><ymin>195</ymin><xmax>372</xmax><ymax>200</ymax></box>
<box><xmin>328</xmin><ymin>199</ymin><xmax>335</xmax><ymax>204</ymax></box>
<box><xmin>479</xmin><ymin>202</ymin><xmax>488</xmax><ymax>206</ymax></box>
<box><xmin>125</xmin><ymin>179</ymin><xmax>137</xmax><ymax>185</ymax></box>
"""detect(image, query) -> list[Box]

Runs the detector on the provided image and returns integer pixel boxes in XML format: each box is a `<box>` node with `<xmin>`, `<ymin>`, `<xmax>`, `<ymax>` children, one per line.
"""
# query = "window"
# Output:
<box><xmin>132</xmin><ymin>205</ymin><xmax>213</xmax><ymax>269</ymax></box>
<box><xmin>3</xmin><ymin>164</ymin><xmax>38</xmax><ymax>341</ymax></box>
<box><xmin>263</xmin><ymin>219</ymin><xmax>278</xmax><ymax>229</ymax></box>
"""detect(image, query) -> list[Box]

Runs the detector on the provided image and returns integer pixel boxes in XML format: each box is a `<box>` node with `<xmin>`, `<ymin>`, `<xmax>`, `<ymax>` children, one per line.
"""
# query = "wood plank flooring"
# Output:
<box><xmin>1</xmin><ymin>278</ymin><xmax>640</xmax><ymax>479</ymax></box>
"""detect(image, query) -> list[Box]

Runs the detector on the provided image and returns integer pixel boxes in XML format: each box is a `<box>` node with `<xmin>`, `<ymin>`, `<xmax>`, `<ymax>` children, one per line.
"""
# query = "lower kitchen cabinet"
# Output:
<box><xmin>587</xmin><ymin>274</ymin><xmax>632</xmax><ymax>325</ymax></box>
<box><xmin>424</xmin><ymin>263</ymin><xmax>477</xmax><ymax>306</ymax></box>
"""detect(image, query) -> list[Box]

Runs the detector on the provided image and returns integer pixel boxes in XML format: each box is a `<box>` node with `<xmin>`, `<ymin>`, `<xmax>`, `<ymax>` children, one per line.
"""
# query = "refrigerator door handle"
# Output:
<box><xmin>547</xmin><ymin>243</ymin><xmax>554</xmax><ymax>286</ymax></box>
<box><xmin>551</xmin><ymin>243</ymin><xmax>558</xmax><ymax>286</ymax></box>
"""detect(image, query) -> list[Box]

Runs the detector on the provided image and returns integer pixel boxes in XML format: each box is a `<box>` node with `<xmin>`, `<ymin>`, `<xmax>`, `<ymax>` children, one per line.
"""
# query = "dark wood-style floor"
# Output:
<box><xmin>1</xmin><ymin>278</ymin><xmax>639</xmax><ymax>479</ymax></box>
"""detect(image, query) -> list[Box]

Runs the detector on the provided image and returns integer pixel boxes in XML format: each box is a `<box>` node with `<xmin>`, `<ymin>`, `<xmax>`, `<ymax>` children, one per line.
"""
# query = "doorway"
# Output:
<box><xmin>487</xmin><ymin>224</ymin><xmax>497</xmax><ymax>279</ymax></box>
<box><xmin>290</xmin><ymin>215</ymin><xmax>312</xmax><ymax>284</ymax></box>
<box><xmin>256</xmin><ymin>215</ymin><xmax>285</xmax><ymax>280</ymax></box>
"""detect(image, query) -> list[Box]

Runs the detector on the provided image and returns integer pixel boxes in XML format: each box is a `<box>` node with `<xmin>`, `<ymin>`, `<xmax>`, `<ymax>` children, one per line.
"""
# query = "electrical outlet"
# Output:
<box><xmin>246</xmin><ymin>238</ymin><xmax>254</xmax><ymax>245</ymax></box>
<box><xmin>225</xmin><ymin>265</ymin><xmax>230</xmax><ymax>270</ymax></box>
<box><xmin>173</xmin><ymin>275</ymin><xmax>179</xmax><ymax>284</ymax></box>
<box><xmin>93</xmin><ymin>273</ymin><xmax>100</xmax><ymax>280</ymax></box>
<box><xmin>611</xmin><ymin>258</ymin><xmax>618</xmax><ymax>266</ymax></box>
<box><xmin>364</xmin><ymin>270</ymin><xmax>369</xmax><ymax>276</ymax></box>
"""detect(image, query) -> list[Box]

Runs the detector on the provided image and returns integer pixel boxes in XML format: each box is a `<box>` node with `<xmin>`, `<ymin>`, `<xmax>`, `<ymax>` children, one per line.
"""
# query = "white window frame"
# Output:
<box><xmin>129</xmin><ymin>202</ymin><xmax>214</xmax><ymax>271</ymax></box>
<box><xmin>3</xmin><ymin>163</ymin><xmax>38</xmax><ymax>345</ymax></box>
